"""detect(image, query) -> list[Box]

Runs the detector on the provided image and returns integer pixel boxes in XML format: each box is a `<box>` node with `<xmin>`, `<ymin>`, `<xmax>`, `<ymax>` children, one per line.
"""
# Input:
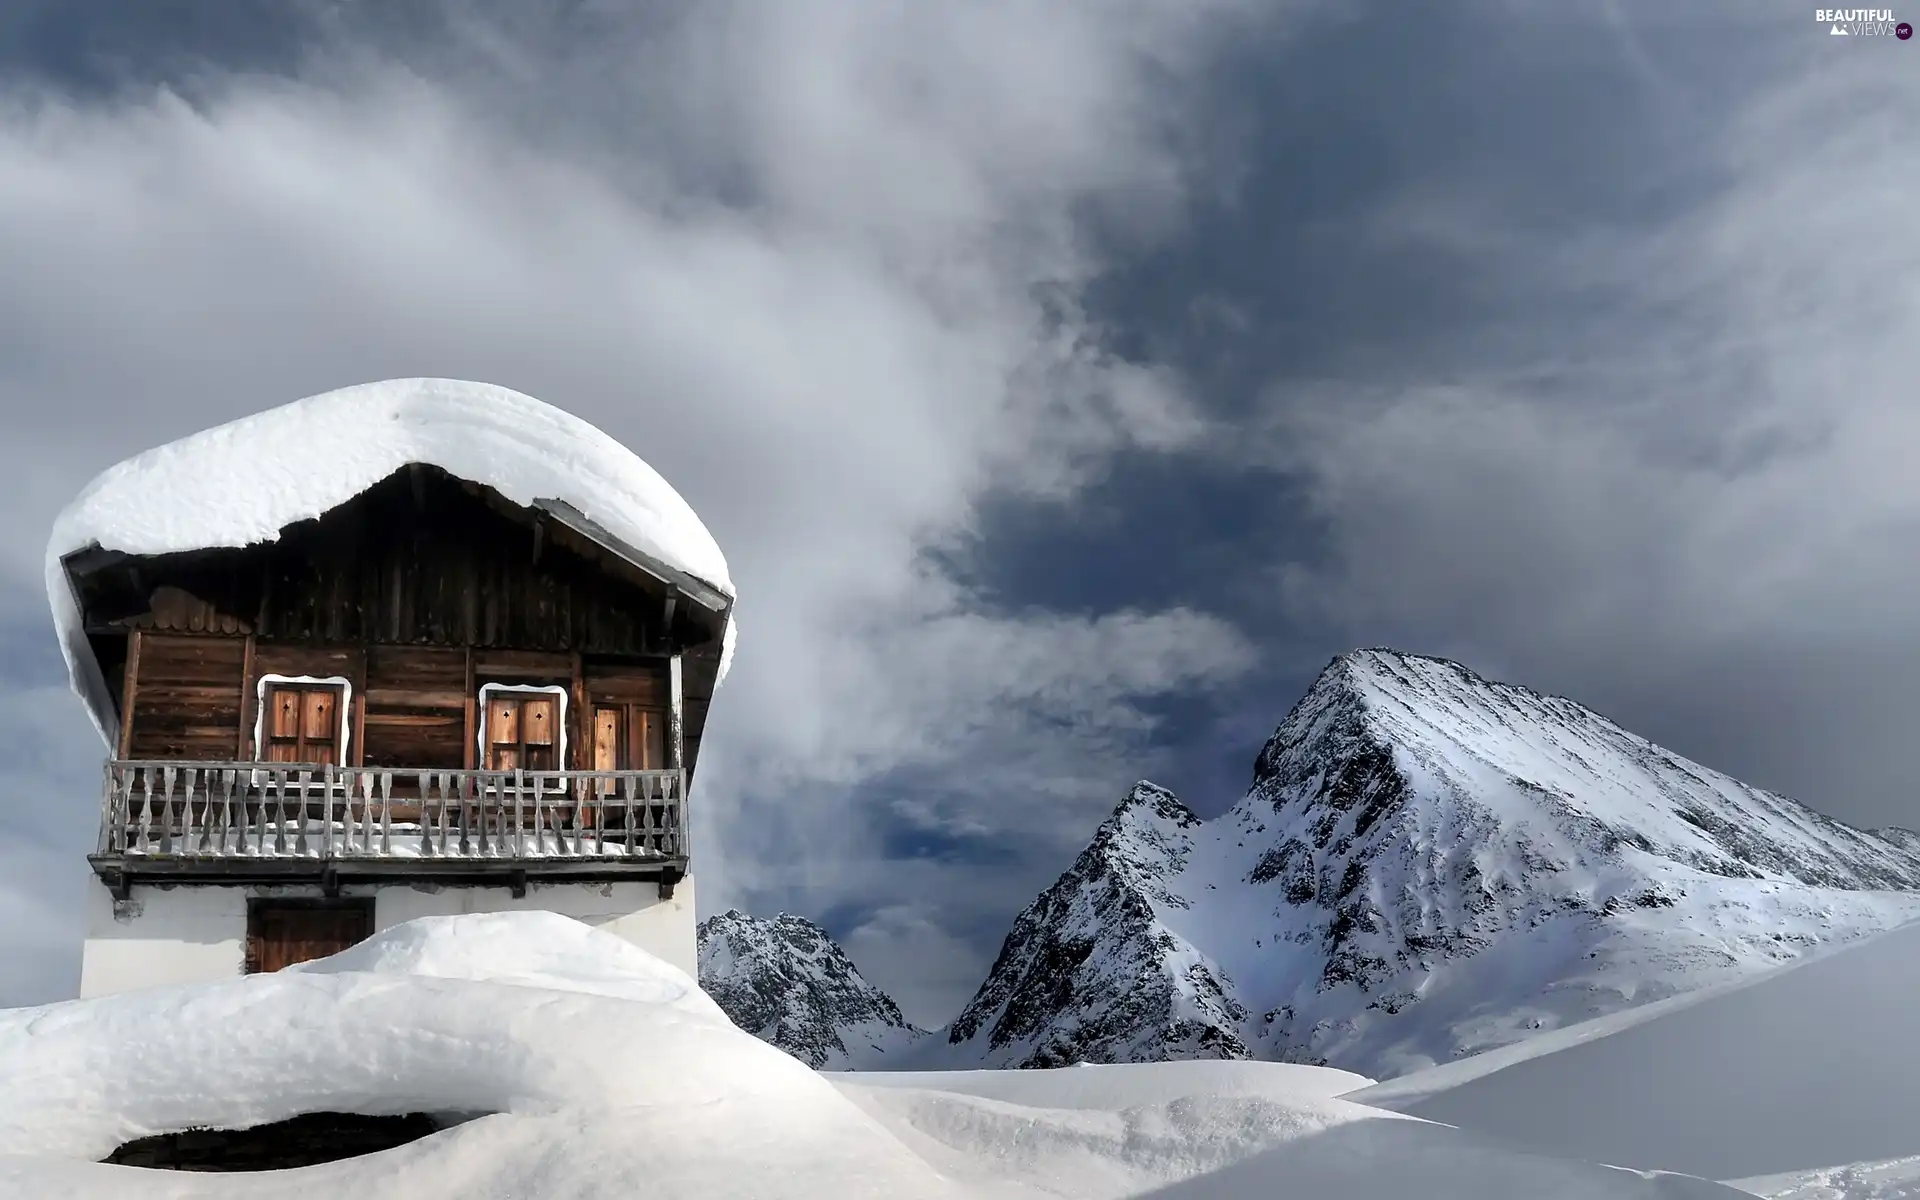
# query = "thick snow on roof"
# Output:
<box><xmin>44</xmin><ymin>378</ymin><xmax>735</xmax><ymax>745</ymax></box>
<box><xmin>0</xmin><ymin>913</ymin><xmax>1750</xmax><ymax>1199</ymax></box>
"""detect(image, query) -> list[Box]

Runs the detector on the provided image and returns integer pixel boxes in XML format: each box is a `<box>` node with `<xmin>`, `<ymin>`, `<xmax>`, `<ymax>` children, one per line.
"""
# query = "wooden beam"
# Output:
<box><xmin>118</xmin><ymin>629</ymin><xmax>143</xmax><ymax>759</ymax></box>
<box><xmin>351</xmin><ymin>645</ymin><xmax>368</xmax><ymax>767</ymax></box>
<box><xmin>236</xmin><ymin>633</ymin><xmax>256</xmax><ymax>759</ymax></box>
<box><xmin>569</xmin><ymin>651</ymin><xmax>586</xmax><ymax>771</ymax></box>
<box><xmin>462</xmin><ymin>645</ymin><xmax>476</xmax><ymax>771</ymax></box>
<box><xmin>531</xmin><ymin>497</ymin><xmax>730</xmax><ymax>614</ymax></box>
<box><xmin>667</xmin><ymin>652</ymin><xmax>685</xmax><ymax>772</ymax></box>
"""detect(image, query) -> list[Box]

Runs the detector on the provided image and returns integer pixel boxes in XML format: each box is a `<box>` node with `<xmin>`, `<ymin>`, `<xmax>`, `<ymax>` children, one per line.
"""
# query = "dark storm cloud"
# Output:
<box><xmin>975</xmin><ymin>1</ymin><xmax>1920</xmax><ymax>832</ymax></box>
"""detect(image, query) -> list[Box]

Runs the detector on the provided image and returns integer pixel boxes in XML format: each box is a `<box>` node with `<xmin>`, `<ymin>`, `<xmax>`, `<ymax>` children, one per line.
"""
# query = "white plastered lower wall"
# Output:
<box><xmin>77</xmin><ymin>874</ymin><xmax>696</xmax><ymax>998</ymax></box>
<box><xmin>373</xmin><ymin>876</ymin><xmax>697</xmax><ymax>978</ymax></box>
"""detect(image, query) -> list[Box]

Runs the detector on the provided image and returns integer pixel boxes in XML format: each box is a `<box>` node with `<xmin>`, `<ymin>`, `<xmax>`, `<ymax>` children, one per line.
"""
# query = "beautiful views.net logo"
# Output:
<box><xmin>1816</xmin><ymin>8</ymin><xmax>1913</xmax><ymax>35</ymax></box>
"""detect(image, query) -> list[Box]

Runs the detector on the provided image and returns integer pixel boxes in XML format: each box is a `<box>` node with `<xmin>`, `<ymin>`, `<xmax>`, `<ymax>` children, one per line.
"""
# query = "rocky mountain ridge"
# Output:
<box><xmin>703</xmin><ymin>650</ymin><xmax>1920</xmax><ymax>1079</ymax></box>
<box><xmin>695</xmin><ymin>909</ymin><xmax>928</xmax><ymax>1069</ymax></box>
<box><xmin>941</xmin><ymin>650</ymin><xmax>1920</xmax><ymax>1078</ymax></box>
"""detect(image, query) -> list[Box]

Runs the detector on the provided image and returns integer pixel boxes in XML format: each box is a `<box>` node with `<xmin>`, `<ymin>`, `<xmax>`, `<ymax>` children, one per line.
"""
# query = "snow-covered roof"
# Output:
<box><xmin>45</xmin><ymin>379</ymin><xmax>735</xmax><ymax>746</ymax></box>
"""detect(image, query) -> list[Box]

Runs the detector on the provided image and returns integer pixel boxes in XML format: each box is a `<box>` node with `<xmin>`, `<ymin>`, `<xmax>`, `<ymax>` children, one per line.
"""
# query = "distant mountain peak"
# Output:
<box><xmin>1114</xmin><ymin>778</ymin><xmax>1197</xmax><ymax>819</ymax></box>
<box><xmin>945</xmin><ymin>649</ymin><xmax>1920</xmax><ymax>1079</ymax></box>
<box><xmin>1095</xmin><ymin>781</ymin><xmax>1203</xmax><ymax>853</ymax></box>
<box><xmin>696</xmin><ymin>910</ymin><xmax>928</xmax><ymax>1069</ymax></box>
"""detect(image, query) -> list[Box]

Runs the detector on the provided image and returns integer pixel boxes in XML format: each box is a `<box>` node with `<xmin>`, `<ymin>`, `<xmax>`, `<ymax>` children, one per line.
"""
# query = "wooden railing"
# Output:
<box><xmin>96</xmin><ymin>761</ymin><xmax>685</xmax><ymax>862</ymax></box>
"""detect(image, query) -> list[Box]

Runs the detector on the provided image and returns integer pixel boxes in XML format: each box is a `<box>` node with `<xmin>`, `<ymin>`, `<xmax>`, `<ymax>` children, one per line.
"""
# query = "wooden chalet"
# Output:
<box><xmin>56</xmin><ymin>381</ymin><xmax>734</xmax><ymax>990</ymax></box>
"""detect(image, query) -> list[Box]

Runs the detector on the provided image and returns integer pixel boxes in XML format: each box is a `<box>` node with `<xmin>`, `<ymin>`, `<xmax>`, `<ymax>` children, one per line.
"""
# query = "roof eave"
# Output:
<box><xmin>530</xmin><ymin>497</ymin><xmax>733</xmax><ymax>616</ymax></box>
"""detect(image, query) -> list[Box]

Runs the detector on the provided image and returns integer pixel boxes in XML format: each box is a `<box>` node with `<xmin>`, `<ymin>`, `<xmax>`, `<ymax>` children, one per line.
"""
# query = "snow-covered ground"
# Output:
<box><xmin>0</xmin><ymin>912</ymin><xmax>1751</xmax><ymax>1199</ymax></box>
<box><xmin>1733</xmin><ymin>1157</ymin><xmax>1920</xmax><ymax>1200</ymax></box>
<box><xmin>1350</xmin><ymin>916</ymin><xmax>1920</xmax><ymax>1191</ymax></box>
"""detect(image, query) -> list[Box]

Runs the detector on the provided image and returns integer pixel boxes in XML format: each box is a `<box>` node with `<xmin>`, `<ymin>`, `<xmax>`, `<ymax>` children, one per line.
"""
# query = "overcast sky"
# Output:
<box><xmin>1</xmin><ymin>0</ymin><xmax>1915</xmax><ymax>1023</ymax></box>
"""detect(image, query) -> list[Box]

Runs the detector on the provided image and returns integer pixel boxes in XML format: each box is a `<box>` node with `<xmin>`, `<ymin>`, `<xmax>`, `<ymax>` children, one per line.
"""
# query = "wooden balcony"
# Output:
<box><xmin>90</xmin><ymin>760</ymin><xmax>688</xmax><ymax>897</ymax></box>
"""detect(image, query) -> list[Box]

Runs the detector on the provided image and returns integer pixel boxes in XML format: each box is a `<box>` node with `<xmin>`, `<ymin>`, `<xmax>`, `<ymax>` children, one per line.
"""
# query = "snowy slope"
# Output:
<box><xmin>945</xmin><ymin>650</ymin><xmax>1920</xmax><ymax>1080</ymax></box>
<box><xmin>1735</xmin><ymin>1156</ymin><xmax>1920</xmax><ymax>1200</ymax></box>
<box><xmin>834</xmin><ymin>1059</ymin><xmax>1376</xmax><ymax>1108</ymax></box>
<box><xmin>0</xmin><ymin>913</ymin><xmax>959</xmax><ymax>1200</ymax></box>
<box><xmin>699</xmin><ymin>909</ymin><xmax>931</xmax><ymax>1068</ymax></box>
<box><xmin>45</xmin><ymin>377</ymin><xmax>735</xmax><ymax>744</ymax></box>
<box><xmin>835</xmin><ymin>1069</ymin><xmax>1743</xmax><ymax>1200</ymax></box>
<box><xmin>1347</xmin><ymin>916</ymin><xmax>1920</xmax><ymax>1184</ymax></box>
<box><xmin>0</xmin><ymin>911</ymin><xmax>1749</xmax><ymax>1199</ymax></box>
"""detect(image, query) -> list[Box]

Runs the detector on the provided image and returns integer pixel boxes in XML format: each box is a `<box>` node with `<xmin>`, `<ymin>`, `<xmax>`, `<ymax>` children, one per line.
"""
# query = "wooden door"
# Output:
<box><xmin>246</xmin><ymin>902</ymin><xmax>373</xmax><ymax>973</ymax></box>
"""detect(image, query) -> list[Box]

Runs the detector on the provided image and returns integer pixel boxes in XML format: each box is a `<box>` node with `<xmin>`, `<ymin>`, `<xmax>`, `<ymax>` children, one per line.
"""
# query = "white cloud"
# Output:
<box><xmin>0</xmin><ymin>0</ymin><xmax>1261</xmax><ymax>1011</ymax></box>
<box><xmin>1246</xmin><ymin>45</ymin><xmax>1920</xmax><ymax>821</ymax></box>
<box><xmin>840</xmin><ymin>901</ymin><xmax>989</xmax><ymax>1029</ymax></box>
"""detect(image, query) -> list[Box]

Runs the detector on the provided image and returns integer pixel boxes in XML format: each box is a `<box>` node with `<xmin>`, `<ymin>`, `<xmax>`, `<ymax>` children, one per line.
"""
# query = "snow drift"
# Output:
<box><xmin>0</xmin><ymin>912</ymin><xmax>956</xmax><ymax>1199</ymax></box>
<box><xmin>0</xmin><ymin>911</ymin><xmax>1751</xmax><ymax>1199</ymax></box>
<box><xmin>44</xmin><ymin>378</ymin><xmax>735</xmax><ymax>745</ymax></box>
<box><xmin>1350</xmin><ymin>915</ymin><xmax>1920</xmax><ymax>1182</ymax></box>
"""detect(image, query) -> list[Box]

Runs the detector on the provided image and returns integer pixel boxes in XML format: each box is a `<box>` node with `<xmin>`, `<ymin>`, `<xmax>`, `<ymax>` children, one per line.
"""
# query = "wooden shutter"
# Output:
<box><xmin>486</xmin><ymin>696</ymin><xmax>521</xmax><ymax>770</ymax></box>
<box><xmin>521</xmin><ymin>696</ymin><xmax>557</xmax><ymax>770</ymax></box>
<box><xmin>262</xmin><ymin>683</ymin><xmax>342</xmax><ymax>764</ymax></box>
<box><xmin>486</xmin><ymin>692</ymin><xmax>561</xmax><ymax>772</ymax></box>
<box><xmin>302</xmin><ymin>690</ymin><xmax>337</xmax><ymax>765</ymax></box>
<box><xmin>633</xmin><ymin>708</ymin><xmax>665</xmax><ymax>770</ymax></box>
<box><xmin>589</xmin><ymin>703</ymin><xmax>666</xmax><ymax>770</ymax></box>
<box><xmin>593</xmin><ymin>707</ymin><xmax>621</xmax><ymax>772</ymax></box>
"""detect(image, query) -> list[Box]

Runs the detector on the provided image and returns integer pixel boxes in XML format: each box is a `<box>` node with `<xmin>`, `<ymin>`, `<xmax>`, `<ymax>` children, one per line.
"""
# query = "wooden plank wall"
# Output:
<box><xmin>123</xmin><ymin>633</ymin><xmax>247</xmax><ymax>760</ymax></box>
<box><xmin>362</xmin><ymin>645</ymin><xmax>466</xmax><ymax>769</ymax></box>
<box><xmin>119</xmin><ymin>636</ymin><xmax>678</xmax><ymax>775</ymax></box>
<box><xmin>583</xmin><ymin>658</ymin><xmax>667</xmax><ymax>708</ymax></box>
<box><xmin>91</xmin><ymin>468</ymin><xmax>691</xmax><ymax>657</ymax></box>
<box><xmin>579</xmin><ymin>657</ymin><xmax>670</xmax><ymax>772</ymax></box>
<box><xmin>474</xmin><ymin>650</ymin><xmax>572</xmax><ymax>682</ymax></box>
<box><xmin>84</xmin><ymin>466</ymin><xmax>729</xmax><ymax>776</ymax></box>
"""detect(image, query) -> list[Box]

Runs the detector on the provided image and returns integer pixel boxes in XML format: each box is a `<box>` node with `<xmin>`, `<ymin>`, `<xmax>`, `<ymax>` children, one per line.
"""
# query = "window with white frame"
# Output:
<box><xmin>255</xmin><ymin>675</ymin><xmax>352</xmax><ymax>765</ymax></box>
<box><xmin>477</xmin><ymin>684</ymin><xmax>568</xmax><ymax>772</ymax></box>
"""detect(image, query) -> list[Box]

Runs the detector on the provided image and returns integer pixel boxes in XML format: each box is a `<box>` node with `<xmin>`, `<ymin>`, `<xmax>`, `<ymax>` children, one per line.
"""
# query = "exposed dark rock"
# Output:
<box><xmin>697</xmin><ymin>909</ymin><xmax>927</xmax><ymax>1069</ymax></box>
<box><xmin>105</xmin><ymin>1112</ymin><xmax>447</xmax><ymax>1172</ymax></box>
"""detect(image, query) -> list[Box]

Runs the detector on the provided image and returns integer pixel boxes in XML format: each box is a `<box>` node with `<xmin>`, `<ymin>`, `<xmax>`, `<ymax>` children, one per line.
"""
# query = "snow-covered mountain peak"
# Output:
<box><xmin>1240</xmin><ymin>649</ymin><xmax>1920</xmax><ymax>893</ymax></box>
<box><xmin>1109</xmin><ymin>779</ymin><xmax>1202</xmax><ymax>826</ymax></box>
<box><xmin>696</xmin><ymin>910</ymin><xmax>927</xmax><ymax>1069</ymax></box>
<box><xmin>1247</xmin><ymin>648</ymin><xmax>1632</xmax><ymax>816</ymax></box>
<box><xmin>1087</xmin><ymin>782</ymin><xmax>1204</xmax><ymax>899</ymax></box>
<box><xmin>946</xmin><ymin>649</ymin><xmax>1920</xmax><ymax>1079</ymax></box>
